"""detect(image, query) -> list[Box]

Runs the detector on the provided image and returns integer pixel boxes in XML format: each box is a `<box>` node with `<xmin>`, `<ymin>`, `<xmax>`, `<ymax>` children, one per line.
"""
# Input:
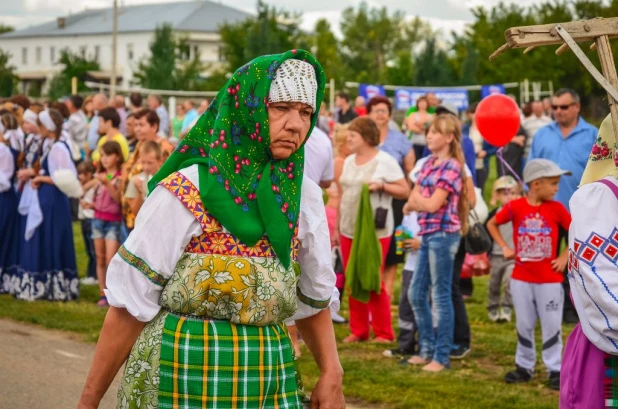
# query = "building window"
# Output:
<box><xmin>218</xmin><ymin>46</ymin><xmax>226</xmax><ymax>62</ymax></box>
<box><xmin>35</xmin><ymin>47</ymin><xmax>41</xmax><ymax>64</ymax></box>
<box><xmin>21</xmin><ymin>48</ymin><xmax>27</xmax><ymax>65</ymax></box>
<box><xmin>94</xmin><ymin>45</ymin><xmax>100</xmax><ymax>62</ymax></box>
<box><xmin>127</xmin><ymin>44</ymin><xmax>134</xmax><ymax>60</ymax></box>
<box><xmin>193</xmin><ymin>45</ymin><xmax>199</xmax><ymax>59</ymax></box>
<box><xmin>50</xmin><ymin>46</ymin><xmax>56</xmax><ymax>63</ymax></box>
<box><xmin>80</xmin><ymin>45</ymin><xmax>87</xmax><ymax>58</ymax></box>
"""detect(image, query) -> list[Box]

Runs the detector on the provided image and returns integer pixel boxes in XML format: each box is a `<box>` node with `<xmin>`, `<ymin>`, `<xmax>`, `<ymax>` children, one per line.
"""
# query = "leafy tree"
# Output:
<box><xmin>0</xmin><ymin>49</ymin><xmax>16</xmax><ymax>97</ymax></box>
<box><xmin>0</xmin><ymin>24</ymin><xmax>13</xmax><ymax>35</ymax></box>
<box><xmin>311</xmin><ymin>19</ymin><xmax>343</xmax><ymax>86</ymax></box>
<box><xmin>414</xmin><ymin>37</ymin><xmax>454</xmax><ymax>86</ymax></box>
<box><xmin>47</xmin><ymin>50</ymin><xmax>100</xmax><ymax>100</ymax></box>
<box><xmin>219</xmin><ymin>1</ymin><xmax>305</xmax><ymax>73</ymax></box>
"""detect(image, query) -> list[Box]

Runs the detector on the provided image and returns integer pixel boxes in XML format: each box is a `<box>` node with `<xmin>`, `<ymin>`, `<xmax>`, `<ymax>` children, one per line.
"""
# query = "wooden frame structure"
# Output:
<box><xmin>490</xmin><ymin>17</ymin><xmax>618</xmax><ymax>144</ymax></box>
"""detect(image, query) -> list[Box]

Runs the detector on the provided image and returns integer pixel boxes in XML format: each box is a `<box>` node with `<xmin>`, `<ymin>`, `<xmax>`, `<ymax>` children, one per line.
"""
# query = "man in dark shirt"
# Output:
<box><xmin>335</xmin><ymin>92</ymin><xmax>358</xmax><ymax>124</ymax></box>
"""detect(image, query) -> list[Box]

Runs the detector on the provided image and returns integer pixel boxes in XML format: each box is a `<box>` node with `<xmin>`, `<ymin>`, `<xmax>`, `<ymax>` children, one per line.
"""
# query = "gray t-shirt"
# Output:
<box><xmin>492</xmin><ymin>206</ymin><xmax>514</xmax><ymax>255</ymax></box>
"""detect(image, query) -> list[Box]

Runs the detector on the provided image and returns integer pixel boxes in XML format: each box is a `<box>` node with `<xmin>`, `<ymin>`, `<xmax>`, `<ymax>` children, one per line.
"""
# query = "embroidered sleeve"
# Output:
<box><xmin>118</xmin><ymin>245</ymin><xmax>168</xmax><ymax>287</ymax></box>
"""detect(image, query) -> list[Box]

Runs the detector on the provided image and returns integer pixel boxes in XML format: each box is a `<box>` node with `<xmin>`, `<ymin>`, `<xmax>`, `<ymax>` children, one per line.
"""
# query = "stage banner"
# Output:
<box><xmin>395</xmin><ymin>88</ymin><xmax>469</xmax><ymax>111</ymax></box>
<box><xmin>481</xmin><ymin>84</ymin><xmax>505</xmax><ymax>99</ymax></box>
<box><xmin>358</xmin><ymin>84</ymin><xmax>386</xmax><ymax>101</ymax></box>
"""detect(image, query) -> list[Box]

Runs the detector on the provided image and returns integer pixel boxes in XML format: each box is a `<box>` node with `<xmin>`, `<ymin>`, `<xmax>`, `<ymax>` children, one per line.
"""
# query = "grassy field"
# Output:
<box><xmin>0</xmin><ymin>158</ymin><xmax>570</xmax><ymax>408</ymax></box>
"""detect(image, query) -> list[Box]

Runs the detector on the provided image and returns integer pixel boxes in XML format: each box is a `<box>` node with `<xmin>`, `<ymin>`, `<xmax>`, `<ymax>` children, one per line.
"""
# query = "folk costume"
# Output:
<box><xmin>13</xmin><ymin>110</ymin><xmax>79</xmax><ymax>301</ymax></box>
<box><xmin>105</xmin><ymin>50</ymin><xmax>339</xmax><ymax>409</ymax></box>
<box><xmin>561</xmin><ymin>114</ymin><xmax>618</xmax><ymax>408</ymax></box>
<box><xmin>0</xmin><ymin>130</ymin><xmax>19</xmax><ymax>294</ymax></box>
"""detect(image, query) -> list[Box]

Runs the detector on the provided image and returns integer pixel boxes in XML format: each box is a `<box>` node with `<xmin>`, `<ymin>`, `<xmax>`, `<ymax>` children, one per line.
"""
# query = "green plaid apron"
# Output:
<box><xmin>158</xmin><ymin>313</ymin><xmax>302</xmax><ymax>409</ymax></box>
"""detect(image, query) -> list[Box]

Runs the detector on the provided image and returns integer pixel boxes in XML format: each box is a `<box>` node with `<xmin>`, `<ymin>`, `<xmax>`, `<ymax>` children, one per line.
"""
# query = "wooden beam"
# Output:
<box><xmin>595</xmin><ymin>35</ymin><xmax>618</xmax><ymax>146</ymax></box>
<box><xmin>555</xmin><ymin>43</ymin><xmax>570</xmax><ymax>55</ymax></box>
<box><xmin>489</xmin><ymin>43</ymin><xmax>510</xmax><ymax>61</ymax></box>
<box><xmin>503</xmin><ymin>17</ymin><xmax>618</xmax><ymax>48</ymax></box>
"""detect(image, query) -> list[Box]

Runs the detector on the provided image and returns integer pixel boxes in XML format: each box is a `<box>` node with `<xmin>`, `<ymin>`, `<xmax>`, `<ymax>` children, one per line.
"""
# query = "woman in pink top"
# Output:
<box><xmin>90</xmin><ymin>141</ymin><xmax>124</xmax><ymax>306</ymax></box>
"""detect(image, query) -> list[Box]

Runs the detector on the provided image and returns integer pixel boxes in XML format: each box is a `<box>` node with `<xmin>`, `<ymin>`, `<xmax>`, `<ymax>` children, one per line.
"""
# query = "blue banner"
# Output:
<box><xmin>481</xmin><ymin>84</ymin><xmax>505</xmax><ymax>99</ymax></box>
<box><xmin>394</xmin><ymin>88</ymin><xmax>469</xmax><ymax>111</ymax></box>
<box><xmin>358</xmin><ymin>84</ymin><xmax>386</xmax><ymax>101</ymax></box>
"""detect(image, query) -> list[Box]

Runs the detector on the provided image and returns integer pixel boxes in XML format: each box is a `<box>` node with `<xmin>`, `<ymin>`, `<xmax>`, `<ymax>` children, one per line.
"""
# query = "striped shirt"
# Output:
<box><xmin>417</xmin><ymin>157</ymin><xmax>462</xmax><ymax>235</ymax></box>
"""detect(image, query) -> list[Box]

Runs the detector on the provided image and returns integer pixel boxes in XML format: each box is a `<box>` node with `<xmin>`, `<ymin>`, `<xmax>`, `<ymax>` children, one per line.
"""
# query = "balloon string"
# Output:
<box><xmin>496</xmin><ymin>147</ymin><xmax>527</xmax><ymax>191</ymax></box>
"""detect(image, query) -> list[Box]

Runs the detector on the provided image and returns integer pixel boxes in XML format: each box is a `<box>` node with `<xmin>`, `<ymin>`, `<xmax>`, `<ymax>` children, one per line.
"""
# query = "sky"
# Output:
<box><xmin>1</xmin><ymin>0</ymin><xmax>540</xmax><ymax>37</ymax></box>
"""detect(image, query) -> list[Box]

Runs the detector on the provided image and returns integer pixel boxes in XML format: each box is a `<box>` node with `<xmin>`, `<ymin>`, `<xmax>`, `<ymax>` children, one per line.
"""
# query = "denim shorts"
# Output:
<box><xmin>92</xmin><ymin>219</ymin><xmax>122</xmax><ymax>242</ymax></box>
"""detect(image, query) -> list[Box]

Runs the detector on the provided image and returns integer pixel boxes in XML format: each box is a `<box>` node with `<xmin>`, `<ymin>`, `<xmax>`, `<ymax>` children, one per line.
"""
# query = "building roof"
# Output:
<box><xmin>0</xmin><ymin>1</ymin><xmax>251</xmax><ymax>39</ymax></box>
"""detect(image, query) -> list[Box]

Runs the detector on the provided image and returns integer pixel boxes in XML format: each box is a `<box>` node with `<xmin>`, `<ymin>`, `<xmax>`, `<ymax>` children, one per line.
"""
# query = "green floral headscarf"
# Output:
<box><xmin>150</xmin><ymin>50</ymin><xmax>326</xmax><ymax>268</ymax></box>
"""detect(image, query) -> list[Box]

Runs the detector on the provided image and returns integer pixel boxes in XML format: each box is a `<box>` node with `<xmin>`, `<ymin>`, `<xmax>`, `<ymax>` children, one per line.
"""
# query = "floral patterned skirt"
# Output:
<box><xmin>117</xmin><ymin>311</ymin><xmax>303</xmax><ymax>409</ymax></box>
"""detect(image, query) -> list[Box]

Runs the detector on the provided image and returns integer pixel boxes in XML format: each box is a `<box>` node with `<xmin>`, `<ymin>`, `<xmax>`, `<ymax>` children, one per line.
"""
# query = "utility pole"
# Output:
<box><xmin>110</xmin><ymin>0</ymin><xmax>118</xmax><ymax>98</ymax></box>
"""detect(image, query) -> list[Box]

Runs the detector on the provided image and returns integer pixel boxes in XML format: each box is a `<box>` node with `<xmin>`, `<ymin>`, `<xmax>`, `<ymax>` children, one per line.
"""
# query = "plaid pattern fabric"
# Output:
<box><xmin>605</xmin><ymin>353</ymin><xmax>618</xmax><ymax>408</ymax></box>
<box><xmin>417</xmin><ymin>157</ymin><xmax>462</xmax><ymax>235</ymax></box>
<box><xmin>159</xmin><ymin>314</ymin><xmax>302</xmax><ymax>409</ymax></box>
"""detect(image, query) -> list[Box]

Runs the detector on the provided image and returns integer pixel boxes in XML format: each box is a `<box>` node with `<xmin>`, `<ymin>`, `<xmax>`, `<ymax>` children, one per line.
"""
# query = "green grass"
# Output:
<box><xmin>0</xmin><ymin>159</ymin><xmax>570</xmax><ymax>408</ymax></box>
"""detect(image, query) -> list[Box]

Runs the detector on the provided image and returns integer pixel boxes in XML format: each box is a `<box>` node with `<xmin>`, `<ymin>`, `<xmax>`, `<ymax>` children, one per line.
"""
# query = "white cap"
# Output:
<box><xmin>269</xmin><ymin>59</ymin><xmax>318</xmax><ymax>111</ymax></box>
<box><xmin>38</xmin><ymin>110</ymin><xmax>56</xmax><ymax>132</ymax></box>
<box><xmin>523</xmin><ymin>158</ymin><xmax>572</xmax><ymax>183</ymax></box>
<box><xmin>23</xmin><ymin>109</ymin><xmax>38</xmax><ymax>126</ymax></box>
<box><xmin>435</xmin><ymin>102</ymin><xmax>459</xmax><ymax>116</ymax></box>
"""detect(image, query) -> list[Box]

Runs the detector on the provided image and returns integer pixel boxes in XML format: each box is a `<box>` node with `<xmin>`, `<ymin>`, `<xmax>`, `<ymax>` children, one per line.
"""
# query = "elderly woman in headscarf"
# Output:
<box><xmin>560</xmin><ymin>114</ymin><xmax>618</xmax><ymax>408</ymax></box>
<box><xmin>78</xmin><ymin>50</ymin><xmax>344</xmax><ymax>409</ymax></box>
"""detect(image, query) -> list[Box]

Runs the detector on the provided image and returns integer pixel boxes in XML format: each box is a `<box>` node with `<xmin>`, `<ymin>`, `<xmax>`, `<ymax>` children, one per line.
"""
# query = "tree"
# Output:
<box><xmin>311</xmin><ymin>19</ymin><xmax>343</xmax><ymax>86</ymax></box>
<box><xmin>218</xmin><ymin>0</ymin><xmax>305</xmax><ymax>73</ymax></box>
<box><xmin>133</xmin><ymin>24</ymin><xmax>205</xmax><ymax>90</ymax></box>
<box><xmin>0</xmin><ymin>49</ymin><xmax>16</xmax><ymax>97</ymax></box>
<box><xmin>47</xmin><ymin>49</ymin><xmax>100</xmax><ymax>100</ymax></box>
<box><xmin>414</xmin><ymin>37</ymin><xmax>453</xmax><ymax>86</ymax></box>
<box><xmin>0</xmin><ymin>24</ymin><xmax>13</xmax><ymax>35</ymax></box>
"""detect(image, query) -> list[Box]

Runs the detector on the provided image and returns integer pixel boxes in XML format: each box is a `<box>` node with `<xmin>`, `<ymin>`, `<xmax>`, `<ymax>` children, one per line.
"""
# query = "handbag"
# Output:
<box><xmin>374</xmin><ymin>191</ymin><xmax>388</xmax><ymax>229</ymax></box>
<box><xmin>461</xmin><ymin>253</ymin><xmax>490</xmax><ymax>278</ymax></box>
<box><xmin>464</xmin><ymin>209</ymin><xmax>492</xmax><ymax>255</ymax></box>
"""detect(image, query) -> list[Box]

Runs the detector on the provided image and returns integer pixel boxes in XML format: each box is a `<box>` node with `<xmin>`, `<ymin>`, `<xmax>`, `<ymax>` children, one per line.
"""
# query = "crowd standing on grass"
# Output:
<box><xmin>0</xmin><ymin>83</ymin><xmax>610</xmax><ymax>391</ymax></box>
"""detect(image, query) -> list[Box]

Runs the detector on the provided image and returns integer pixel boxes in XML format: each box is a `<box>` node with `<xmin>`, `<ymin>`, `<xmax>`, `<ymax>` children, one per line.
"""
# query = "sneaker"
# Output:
<box><xmin>548</xmin><ymin>371</ymin><xmax>560</xmax><ymax>390</ymax></box>
<box><xmin>80</xmin><ymin>277</ymin><xmax>99</xmax><ymax>285</ymax></box>
<box><xmin>504</xmin><ymin>366</ymin><xmax>533</xmax><ymax>384</ymax></box>
<box><xmin>450</xmin><ymin>345</ymin><xmax>471</xmax><ymax>360</ymax></box>
<box><xmin>384</xmin><ymin>346</ymin><xmax>416</xmax><ymax>358</ymax></box>
<box><xmin>500</xmin><ymin>307</ymin><xmax>512</xmax><ymax>322</ymax></box>
<box><xmin>488</xmin><ymin>309</ymin><xmax>500</xmax><ymax>322</ymax></box>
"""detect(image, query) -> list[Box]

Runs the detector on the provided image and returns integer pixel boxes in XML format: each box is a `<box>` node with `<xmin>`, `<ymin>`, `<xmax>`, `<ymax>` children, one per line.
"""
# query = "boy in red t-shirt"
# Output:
<box><xmin>487</xmin><ymin>159</ymin><xmax>572</xmax><ymax>391</ymax></box>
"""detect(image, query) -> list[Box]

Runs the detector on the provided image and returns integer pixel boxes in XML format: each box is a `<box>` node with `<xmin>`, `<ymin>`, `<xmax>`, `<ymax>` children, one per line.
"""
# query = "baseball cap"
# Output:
<box><xmin>435</xmin><ymin>102</ymin><xmax>458</xmax><ymax>116</ymax></box>
<box><xmin>492</xmin><ymin>175</ymin><xmax>518</xmax><ymax>191</ymax></box>
<box><xmin>523</xmin><ymin>159</ymin><xmax>572</xmax><ymax>184</ymax></box>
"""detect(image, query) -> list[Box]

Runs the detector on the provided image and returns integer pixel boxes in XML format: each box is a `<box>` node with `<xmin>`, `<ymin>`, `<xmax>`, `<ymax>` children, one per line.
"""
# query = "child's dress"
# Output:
<box><xmin>14</xmin><ymin>140</ymin><xmax>79</xmax><ymax>301</ymax></box>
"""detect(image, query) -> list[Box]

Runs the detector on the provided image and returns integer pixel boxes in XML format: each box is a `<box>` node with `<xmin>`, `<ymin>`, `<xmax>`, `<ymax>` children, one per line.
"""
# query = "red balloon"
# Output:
<box><xmin>475</xmin><ymin>94</ymin><xmax>521</xmax><ymax>148</ymax></box>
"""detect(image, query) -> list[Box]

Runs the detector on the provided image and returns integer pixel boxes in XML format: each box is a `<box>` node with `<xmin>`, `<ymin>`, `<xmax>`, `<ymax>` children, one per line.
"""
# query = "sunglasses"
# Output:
<box><xmin>551</xmin><ymin>103</ymin><xmax>575</xmax><ymax>111</ymax></box>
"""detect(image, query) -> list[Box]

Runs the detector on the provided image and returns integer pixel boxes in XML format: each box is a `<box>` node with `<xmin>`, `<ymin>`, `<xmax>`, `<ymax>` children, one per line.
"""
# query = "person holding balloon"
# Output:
<box><xmin>405</xmin><ymin>114</ymin><xmax>468</xmax><ymax>372</ymax></box>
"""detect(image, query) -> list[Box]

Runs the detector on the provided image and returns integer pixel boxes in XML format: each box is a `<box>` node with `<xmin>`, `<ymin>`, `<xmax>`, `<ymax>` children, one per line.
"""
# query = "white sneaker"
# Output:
<box><xmin>330</xmin><ymin>309</ymin><xmax>348</xmax><ymax>324</ymax></box>
<box><xmin>80</xmin><ymin>277</ymin><xmax>99</xmax><ymax>285</ymax></box>
<box><xmin>488</xmin><ymin>309</ymin><xmax>500</xmax><ymax>322</ymax></box>
<box><xmin>500</xmin><ymin>307</ymin><xmax>512</xmax><ymax>322</ymax></box>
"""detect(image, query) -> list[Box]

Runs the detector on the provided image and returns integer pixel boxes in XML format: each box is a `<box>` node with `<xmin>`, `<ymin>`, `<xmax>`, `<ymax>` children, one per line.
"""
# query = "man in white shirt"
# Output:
<box><xmin>148</xmin><ymin>94</ymin><xmax>170</xmax><ymax>137</ymax></box>
<box><xmin>304</xmin><ymin>127</ymin><xmax>334</xmax><ymax>188</ymax></box>
<box><xmin>65</xmin><ymin>95</ymin><xmax>88</xmax><ymax>161</ymax></box>
<box><xmin>522</xmin><ymin>100</ymin><xmax>552</xmax><ymax>158</ymax></box>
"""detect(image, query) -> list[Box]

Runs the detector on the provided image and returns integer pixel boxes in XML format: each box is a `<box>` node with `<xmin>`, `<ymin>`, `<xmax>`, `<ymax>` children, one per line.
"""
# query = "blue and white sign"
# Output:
<box><xmin>359</xmin><ymin>84</ymin><xmax>386</xmax><ymax>101</ymax></box>
<box><xmin>481</xmin><ymin>84</ymin><xmax>505</xmax><ymax>99</ymax></box>
<box><xmin>394</xmin><ymin>88</ymin><xmax>469</xmax><ymax>111</ymax></box>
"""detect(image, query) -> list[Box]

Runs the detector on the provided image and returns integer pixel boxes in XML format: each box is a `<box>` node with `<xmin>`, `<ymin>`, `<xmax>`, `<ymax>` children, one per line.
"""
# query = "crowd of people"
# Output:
<box><xmin>0</xmin><ymin>78</ymin><xmax>603</xmax><ymax>393</ymax></box>
<box><xmin>0</xmin><ymin>92</ymin><xmax>208</xmax><ymax>306</ymax></box>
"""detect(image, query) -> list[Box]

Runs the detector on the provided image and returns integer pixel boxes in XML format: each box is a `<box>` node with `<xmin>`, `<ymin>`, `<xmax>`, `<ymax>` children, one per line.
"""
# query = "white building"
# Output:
<box><xmin>0</xmin><ymin>1</ymin><xmax>250</xmax><ymax>93</ymax></box>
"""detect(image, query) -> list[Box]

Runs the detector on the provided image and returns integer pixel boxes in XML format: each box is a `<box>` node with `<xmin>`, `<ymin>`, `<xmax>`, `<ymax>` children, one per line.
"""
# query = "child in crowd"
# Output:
<box><xmin>485</xmin><ymin>176</ymin><xmax>522</xmax><ymax>323</ymax></box>
<box><xmin>406</xmin><ymin>115</ymin><xmax>468</xmax><ymax>372</ymax></box>
<box><xmin>487</xmin><ymin>158</ymin><xmax>572</xmax><ymax>391</ymax></box>
<box><xmin>384</xmin><ymin>210</ymin><xmax>421</xmax><ymax>360</ymax></box>
<box><xmin>92</xmin><ymin>141</ymin><xmax>124</xmax><ymax>307</ymax></box>
<box><xmin>77</xmin><ymin>161</ymin><xmax>97</xmax><ymax>286</ymax></box>
<box><xmin>124</xmin><ymin>140</ymin><xmax>162</xmax><ymax>217</ymax></box>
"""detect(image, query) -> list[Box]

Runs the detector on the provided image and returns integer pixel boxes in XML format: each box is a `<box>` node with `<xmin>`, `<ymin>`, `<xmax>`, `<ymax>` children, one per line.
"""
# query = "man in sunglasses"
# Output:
<box><xmin>528</xmin><ymin>88</ymin><xmax>597</xmax><ymax>324</ymax></box>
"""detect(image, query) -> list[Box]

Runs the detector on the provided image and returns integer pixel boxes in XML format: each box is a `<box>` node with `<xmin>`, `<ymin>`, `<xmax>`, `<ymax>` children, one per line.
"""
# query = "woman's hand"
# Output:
<box><xmin>310</xmin><ymin>370</ymin><xmax>345</xmax><ymax>409</ymax></box>
<box><xmin>331</xmin><ymin>229</ymin><xmax>340</xmax><ymax>247</ymax></box>
<box><xmin>368</xmin><ymin>181</ymin><xmax>383</xmax><ymax>193</ymax></box>
<box><xmin>30</xmin><ymin>176</ymin><xmax>43</xmax><ymax>189</ymax></box>
<box><xmin>477</xmin><ymin>150</ymin><xmax>487</xmax><ymax>159</ymax></box>
<box><xmin>17</xmin><ymin>168</ymin><xmax>34</xmax><ymax>182</ymax></box>
<box><xmin>403</xmin><ymin>238</ymin><xmax>421</xmax><ymax>251</ymax></box>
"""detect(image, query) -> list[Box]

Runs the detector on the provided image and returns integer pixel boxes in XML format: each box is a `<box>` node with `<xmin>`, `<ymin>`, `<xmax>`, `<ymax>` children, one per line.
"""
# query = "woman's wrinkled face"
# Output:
<box><xmin>368</xmin><ymin>103</ymin><xmax>390</xmax><ymax>129</ymax></box>
<box><xmin>268</xmin><ymin>102</ymin><xmax>313</xmax><ymax>160</ymax></box>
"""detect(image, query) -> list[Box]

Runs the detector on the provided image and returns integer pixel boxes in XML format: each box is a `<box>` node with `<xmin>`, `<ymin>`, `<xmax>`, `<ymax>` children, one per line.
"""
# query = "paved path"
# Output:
<box><xmin>0</xmin><ymin>318</ymin><xmax>365</xmax><ymax>409</ymax></box>
<box><xmin>0</xmin><ymin>318</ymin><xmax>121</xmax><ymax>409</ymax></box>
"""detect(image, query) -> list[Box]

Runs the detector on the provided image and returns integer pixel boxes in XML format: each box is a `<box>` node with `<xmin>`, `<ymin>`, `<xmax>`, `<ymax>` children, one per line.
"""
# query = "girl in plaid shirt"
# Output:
<box><xmin>405</xmin><ymin>114</ymin><xmax>468</xmax><ymax>372</ymax></box>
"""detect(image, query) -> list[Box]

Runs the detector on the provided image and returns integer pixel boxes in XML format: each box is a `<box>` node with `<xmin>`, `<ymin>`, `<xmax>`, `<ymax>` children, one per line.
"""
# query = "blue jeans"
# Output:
<box><xmin>409</xmin><ymin>231</ymin><xmax>460</xmax><ymax>366</ymax></box>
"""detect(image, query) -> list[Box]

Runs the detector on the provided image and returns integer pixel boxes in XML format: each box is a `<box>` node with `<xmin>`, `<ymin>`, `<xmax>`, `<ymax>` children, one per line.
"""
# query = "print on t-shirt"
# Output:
<box><xmin>517</xmin><ymin>212</ymin><xmax>553</xmax><ymax>262</ymax></box>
